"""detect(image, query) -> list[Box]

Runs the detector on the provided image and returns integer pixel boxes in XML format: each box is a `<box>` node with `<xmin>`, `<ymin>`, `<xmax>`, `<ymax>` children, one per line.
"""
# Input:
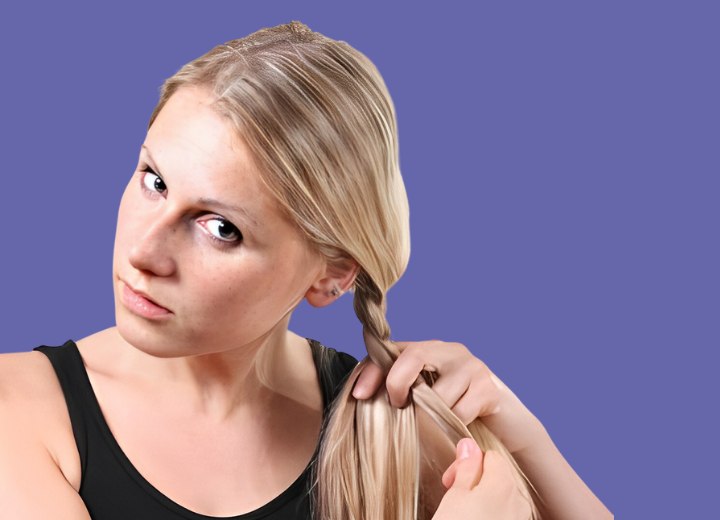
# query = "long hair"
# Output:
<box><xmin>147</xmin><ymin>21</ymin><xmax>540</xmax><ymax>519</ymax></box>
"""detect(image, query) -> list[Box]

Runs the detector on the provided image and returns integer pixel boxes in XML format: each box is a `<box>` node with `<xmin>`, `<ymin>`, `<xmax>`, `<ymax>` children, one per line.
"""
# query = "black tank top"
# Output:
<box><xmin>33</xmin><ymin>338</ymin><xmax>358</xmax><ymax>520</ymax></box>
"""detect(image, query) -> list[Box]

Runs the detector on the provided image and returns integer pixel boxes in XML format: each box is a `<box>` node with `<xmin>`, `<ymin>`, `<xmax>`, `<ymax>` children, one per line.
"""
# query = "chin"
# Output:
<box><xmin>115</xmin><ymin>310</ymin><xmax>192</xmax><ymax>359</ymax></box>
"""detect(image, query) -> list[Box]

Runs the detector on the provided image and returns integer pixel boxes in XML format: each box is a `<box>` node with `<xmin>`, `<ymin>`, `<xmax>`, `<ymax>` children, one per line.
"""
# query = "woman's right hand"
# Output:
<box><xmin>432</xmin><ymin>437</ymin><xmax>533</xmax><ymax>520</ymax></box>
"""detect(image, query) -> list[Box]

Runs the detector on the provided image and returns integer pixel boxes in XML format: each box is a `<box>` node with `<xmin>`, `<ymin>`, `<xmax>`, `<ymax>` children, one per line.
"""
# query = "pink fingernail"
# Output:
<box><xmin>352</xmin><ymin>385</ymin><xmax>365</xmax><ymax>399</ymax></box>
<box><xmin>459</xmin><ymin>438</ymin><xmax>472</xmax><ymax>459</ymax></box>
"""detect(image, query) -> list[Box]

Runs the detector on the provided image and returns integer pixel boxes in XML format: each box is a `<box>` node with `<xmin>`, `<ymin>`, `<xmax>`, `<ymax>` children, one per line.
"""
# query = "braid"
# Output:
<box><xmin>315</xmin><ymin>271</ymin><xmax>420</xmax><ymax>518</ymax></box>
<box><xmin>352</xmin><ymin>270</ymin><xmax>399</xmax><ymax>371</ymax></box>
<box><xmin>147</xmin><ymin>19</ymin><xmax>542</xmax><ymax>518</ymax></box>
<box><xmin>316</xmin><ymin>268</ymin><xmax>542</xmax><ymax>519</ymax></box>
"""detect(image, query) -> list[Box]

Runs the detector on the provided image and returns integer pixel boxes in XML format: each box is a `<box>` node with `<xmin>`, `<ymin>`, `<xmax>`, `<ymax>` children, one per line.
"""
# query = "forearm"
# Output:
<box><xmin>514</xmin><ymin>431</ymin><xmax>613</xmax><ymax>520</ymax></box>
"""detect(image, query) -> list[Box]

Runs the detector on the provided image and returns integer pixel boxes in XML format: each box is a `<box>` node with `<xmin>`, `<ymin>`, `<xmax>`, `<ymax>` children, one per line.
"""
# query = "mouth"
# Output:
<box><xmin>119</xmin><ymin>279</ymin><xmax>172</xmax><ymax>319</ymax></box>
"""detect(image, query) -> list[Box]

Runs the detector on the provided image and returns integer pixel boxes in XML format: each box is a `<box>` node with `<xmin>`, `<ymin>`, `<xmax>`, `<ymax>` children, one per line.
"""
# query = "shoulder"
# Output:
<box><xmin>0</xmin><ymin>349</ymin><xmax>64</xmax><ymax>410</ymax></box>
<box><xmin>0</xmin><ymin>349</ymin><xmax>82</xmax><ymax>492</ymax></box>
<box><xmin>307</xmin><ymin>338</ymin><xmax>360</xmax><ymax>400</ymax></box>
<box><xmin>309</xmin><ymin>338</ymin><xmax>359</xmax><ymax>370</ymax></box>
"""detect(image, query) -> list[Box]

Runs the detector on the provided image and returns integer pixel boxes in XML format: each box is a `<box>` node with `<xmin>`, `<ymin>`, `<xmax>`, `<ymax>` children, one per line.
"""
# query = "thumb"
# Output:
<box><xmin>444</xmin><ymin>438</ymin><xmax>484</xmax><ymax>491</ymax></box>
<box><xmin>351</xmin><ymin>359</ymin><xmax>384</xmax><ymax>399</ymax></box>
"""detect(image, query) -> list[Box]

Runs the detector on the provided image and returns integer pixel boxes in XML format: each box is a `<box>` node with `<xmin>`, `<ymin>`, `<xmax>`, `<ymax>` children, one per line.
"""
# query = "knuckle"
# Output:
<box><xmin>477</xmin><ymin>377</ymin><xmax>500</xmax><ymax>398</ymax></box>
<box><xmin>385</xmin><ymin>375</ymin><xmax>409</xmax><ymax>396</ymax></box>
<box><xmin>472</xmin><ymin>364</ymin><xmax>490</xmax><ymax>381</ymax></box>
<box><xmin>474</xmin><ymin>358</ymin><xmax>491</xmax><ymax>373</ymax></box>
<box><xmin>449</xmin><ymin>341</ymin><xmax>471</xmax><ymax>354</ymax></box>
<box><xmin>396</xmin><ymin>347</ymin><xmax>422</xmax><ymax>367</ymax></box>
<box><xmin>384</xmin><ymin>375</ymin><xmax>402</xmax><ymax>393</ymax></box>
<box><xmin>486</xmin><ymin>385</ymin><xmax>502</xmax><ymax>404</ymax></box>
<box><xmin>452</xmin><ymin>406</ymin><xmax>472</xmax><ymax>425</ymax></box>
<box><xmin>404</xmin><ymin>347</ymin><xmax>425</xmax><ymax>362</ymax></box>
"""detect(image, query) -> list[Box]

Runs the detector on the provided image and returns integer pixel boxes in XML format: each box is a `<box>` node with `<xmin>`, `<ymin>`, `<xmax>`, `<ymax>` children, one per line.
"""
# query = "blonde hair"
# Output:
<box><xmin>148</xmin><ymin>21</ymin><xmax>541</xmax><ymax>519</ymax></box>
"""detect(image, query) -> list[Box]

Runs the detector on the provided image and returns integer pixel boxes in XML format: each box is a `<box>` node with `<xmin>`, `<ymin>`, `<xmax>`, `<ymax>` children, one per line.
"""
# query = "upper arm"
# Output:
<box><xmin>0</xmin><ymin>413</ymin><xmax>92</xmax><ymax>519</ymax></box>
<box><xmin>0</xmin><ymin>354</ymin><xmax>91</xmax><ymax>520</ymax></box>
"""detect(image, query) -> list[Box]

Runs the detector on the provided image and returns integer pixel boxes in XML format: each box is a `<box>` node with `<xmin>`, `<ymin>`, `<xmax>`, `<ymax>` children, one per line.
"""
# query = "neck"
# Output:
<box><xmin>89</xmin><ymin>323</ymin><xmax>303</xmax><ymax>423</ymax></box>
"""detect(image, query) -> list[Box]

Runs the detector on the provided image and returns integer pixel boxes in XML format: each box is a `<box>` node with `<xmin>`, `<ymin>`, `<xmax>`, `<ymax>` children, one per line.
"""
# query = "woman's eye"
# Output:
<box><xmin>203</xmin><ymin>218</ymin><xmax>243</xmax><ymax>243</ymax></box>
<box><xmin>142</xmin><ymin>170</ymin><xmax>167</xmax><ymax>193</ymax></box>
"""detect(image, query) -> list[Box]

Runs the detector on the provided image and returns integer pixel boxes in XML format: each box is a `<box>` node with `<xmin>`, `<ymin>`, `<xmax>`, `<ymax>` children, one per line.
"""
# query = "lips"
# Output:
<box><xmin>119</xmin><ymin>279</ymin><xmax>172</xmax><ymax>318</ymax></box>
<box><xmin>126</xmin><ymin>282</ymin><xmax>165</xmax><ymax>307</ymax></box>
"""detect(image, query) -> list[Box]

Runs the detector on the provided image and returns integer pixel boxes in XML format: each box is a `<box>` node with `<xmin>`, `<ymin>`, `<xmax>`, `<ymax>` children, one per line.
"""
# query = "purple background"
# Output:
<box><xmin>1</xmin><ymin>1</ymin><xmax>717</xmax><ymax>517</ymax></box>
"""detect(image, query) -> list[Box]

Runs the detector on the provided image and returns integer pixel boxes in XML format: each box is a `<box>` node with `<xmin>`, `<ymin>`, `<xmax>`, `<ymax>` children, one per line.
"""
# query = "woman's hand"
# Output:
<box><xmin>352</xmin><ymin>339</ymin><xmax>550</xmax><ymax>454</ymax></box>
<box><xmin>433</xmin><ymin>438</ymin><xmax>532</xmax><ymax>520</ymax></box>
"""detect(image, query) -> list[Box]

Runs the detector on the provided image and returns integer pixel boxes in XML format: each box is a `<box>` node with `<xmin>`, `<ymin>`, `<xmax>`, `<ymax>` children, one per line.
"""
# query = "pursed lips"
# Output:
<box><xmin>120</xmin><ymin>278</ymin><xmax>172</xmax><ymax>313</ymax></box>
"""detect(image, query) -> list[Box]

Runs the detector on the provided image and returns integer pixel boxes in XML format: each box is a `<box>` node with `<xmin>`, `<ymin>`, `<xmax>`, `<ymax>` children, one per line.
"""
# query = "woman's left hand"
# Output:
<box><xmin>352</xmin><ymin>340</ymin><xmax>550</xmax><ymax>454</ymax></box>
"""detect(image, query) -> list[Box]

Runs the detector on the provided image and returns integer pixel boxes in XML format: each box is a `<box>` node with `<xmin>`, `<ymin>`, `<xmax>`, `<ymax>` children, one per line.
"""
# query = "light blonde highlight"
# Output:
<box><xmin>148</xmin><ymin>20</ymin><xmax>541</xmax><ymax>519</ymax></box>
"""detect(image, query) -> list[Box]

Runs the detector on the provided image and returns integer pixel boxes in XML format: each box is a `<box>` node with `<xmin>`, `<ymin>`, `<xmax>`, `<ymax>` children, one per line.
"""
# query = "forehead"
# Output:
<box><xmin>144</xmin><ymin>86</ymin><xmax>281</xmax><ymax>229</ymax></box>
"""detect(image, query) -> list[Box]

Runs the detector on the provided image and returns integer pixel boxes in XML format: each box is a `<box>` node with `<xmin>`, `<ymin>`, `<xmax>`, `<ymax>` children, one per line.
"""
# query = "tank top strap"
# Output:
<box><xmin>30</xmin><ymin>337</ymin><xmax>359</xmax><ymax>519</ymax></box>
<box><xmin>305</xmin><ymin>337</ymin><xmax>359</xmax><ymax>411</ymax></box>
<box><xmin>33</xmin><ymin>339</ymin><xmax>358</xmax><ymax>434</ymax></box>
<box><xmin>32</xmin><ymin>339</ymin><xmax>358</xmax><ymax>462</ymax></box>
<box><xmin>33</xmin><ymin>341</ymin><xmax>91</xmax><ymax>477</ymax></box>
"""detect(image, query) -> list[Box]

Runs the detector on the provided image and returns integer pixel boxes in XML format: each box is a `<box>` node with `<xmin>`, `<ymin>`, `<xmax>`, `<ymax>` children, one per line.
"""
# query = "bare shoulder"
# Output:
<box><xmin>0</xmin><ymin>349</ymin><xmax>60</xmax><ymax>401</ymax></box>
<box><xmin>0</xmin><ymin>350</ymin><xmax>72</xmax><ymax>420</ymax></box>
<box><xmin>0</xmin><ymin>350</ymin><xmax>82</xmax><ymax>492</ymax></box>
<box><xmin>0</xmin><ymin>352</ymin><xmax>90</xmax><ymax>518</ymax></box>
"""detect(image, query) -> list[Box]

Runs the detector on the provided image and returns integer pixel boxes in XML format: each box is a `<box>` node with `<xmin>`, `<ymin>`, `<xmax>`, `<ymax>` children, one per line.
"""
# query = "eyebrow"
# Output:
<box><xmin>197</xmin><ymin>197</ymin><xmax>260</xmax><ymax>228</ymax></box>
<box><xmin>141</xmin><ymin>144</ymin><xmax>261</xmax><ymax>229</ymax></box>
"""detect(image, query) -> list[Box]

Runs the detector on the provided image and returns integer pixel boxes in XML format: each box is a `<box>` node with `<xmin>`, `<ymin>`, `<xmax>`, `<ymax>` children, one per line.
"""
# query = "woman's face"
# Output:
<box><xmin>113</xmin><ymin>85</ymin><xmax>324</xmax><ymax>357</ymax></box>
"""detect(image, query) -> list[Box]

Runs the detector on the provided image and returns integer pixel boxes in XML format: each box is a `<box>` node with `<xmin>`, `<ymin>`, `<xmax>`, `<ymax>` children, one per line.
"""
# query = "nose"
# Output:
<box><xmin>128</xmin><ymin>210</ymin><xmax>179</xmax><ymax>277</ymax></box>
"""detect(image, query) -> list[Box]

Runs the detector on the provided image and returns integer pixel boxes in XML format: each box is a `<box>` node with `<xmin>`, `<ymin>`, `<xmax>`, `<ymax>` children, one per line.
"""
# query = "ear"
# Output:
<box><xmin>305</xmin><ymin>256</ymin><xmax>360</xmax><ymax>308</ymax></box>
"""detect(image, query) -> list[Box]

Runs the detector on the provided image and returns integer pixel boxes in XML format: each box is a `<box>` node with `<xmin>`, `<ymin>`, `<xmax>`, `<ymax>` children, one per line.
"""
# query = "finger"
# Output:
<box><xmin>441</xmin><ymin>439</ymin><xmax>470</xmax><ymax>489</ymax></box>
<box><xmin>428</xmin><ymin>370</ymin><xmax>471</xmax><ymax>410</ymax></box>
<box><xmin>476</xmin><ymin>450</ymin><xmax>514</xmax><ymax>494</ymax></box>
<box><xmin>385</xmin><ymin>347</ymin><xmax>435</xmax><ymax>408</ymax></box>
<box><xmin>477</xmin><ymin>451</ymin><xmax>529</xmax><ymax>517</ymax></box>
<box><xmin>451</xmin><ymin>379</ymin><xmax>501</xmax><ymax>425</ymax></box>
<box><xmin>441</xmin><ymin>458</ymin><xmax>460</xmax><ymax>489</ymax></box>
<box><xmin>352</xmin><ymin>360</ymin><xmax>385</xmax><ymax>399</ymax></box>
<box><xmin>393</xmin><ymin>339</ymin><xmax>439</xmax><ymax>353</ymax></box>
<box><xmin>446</xmin><ymin>438</ymin><xmax>484</xmax><ymax>491</ymax></box>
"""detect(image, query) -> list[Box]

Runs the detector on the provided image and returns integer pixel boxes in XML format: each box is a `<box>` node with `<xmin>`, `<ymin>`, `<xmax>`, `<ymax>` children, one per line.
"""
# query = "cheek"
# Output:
<box><xmin>187</xmin><ymin>254</ymin><xmax>297</xmax><ymax>335</ymax></box>
<box><xmin>186</xmin><ymin>259</ymin><xmax>266</xmax><ymax>315</ymax></box>
<box><xmin>113</xmin><ymin>186</ymin><xmax>135</xmax><ymax>259</ymax></box>
<box><xmin>113</xmin><ymin>181</ymin><xmax>149</xmax><ymax>268</ymax></box>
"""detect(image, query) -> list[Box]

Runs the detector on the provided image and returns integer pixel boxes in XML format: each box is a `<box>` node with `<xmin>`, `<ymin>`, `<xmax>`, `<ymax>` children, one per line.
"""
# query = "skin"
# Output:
<box><xmin>0</xmin><ymin>84</ymin><xmax>611</xmax><ymax>519</ymax></box>
<box><xmin>361</xmin><ymin>342</ymin><xmax>614</xmax><ymax>518</ymax></box>
<box><xmin>68</xmin><ymin>85</ymin><xmax>354</xmax><ymax>514</ymax></box>
<box><xmin>355</xmin><ymin>339</ymin><xmax>551</xmax><ymax>452</ymax></box>
<box><xmin>435</xmin><ymin>438</ymin><xmax>533</xmax><ymax>519</ymax></box>
<box><xmin>0</xmin><ymin>85</ymin><xmax>353</xmax><ymax>518</ymax></box>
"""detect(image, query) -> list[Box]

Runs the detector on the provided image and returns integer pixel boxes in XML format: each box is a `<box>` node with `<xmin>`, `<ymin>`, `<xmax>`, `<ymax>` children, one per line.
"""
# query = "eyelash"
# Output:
<box><xmin>138</xmin><ymin>166</ymin><xmax>244</xmax><ymax>248</ymax></box>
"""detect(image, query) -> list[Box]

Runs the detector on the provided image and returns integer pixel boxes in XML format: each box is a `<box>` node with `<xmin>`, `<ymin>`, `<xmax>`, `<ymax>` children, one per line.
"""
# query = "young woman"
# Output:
<box><xmin>0</xmin><ymin>21</ymin><xmax>611</xmax><ymax>519</ymax></box>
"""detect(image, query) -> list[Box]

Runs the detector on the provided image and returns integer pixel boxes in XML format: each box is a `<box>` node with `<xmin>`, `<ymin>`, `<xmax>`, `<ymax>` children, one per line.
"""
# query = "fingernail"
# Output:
<box><xmin>352</xmin><ymin>385</ymin><xmax>366</xmax><ymax>399</ymax></box>
<box><xmin>459</xmin><ymin>438</ymin><xmax>472</xmax><ymax>459</ymax></box>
